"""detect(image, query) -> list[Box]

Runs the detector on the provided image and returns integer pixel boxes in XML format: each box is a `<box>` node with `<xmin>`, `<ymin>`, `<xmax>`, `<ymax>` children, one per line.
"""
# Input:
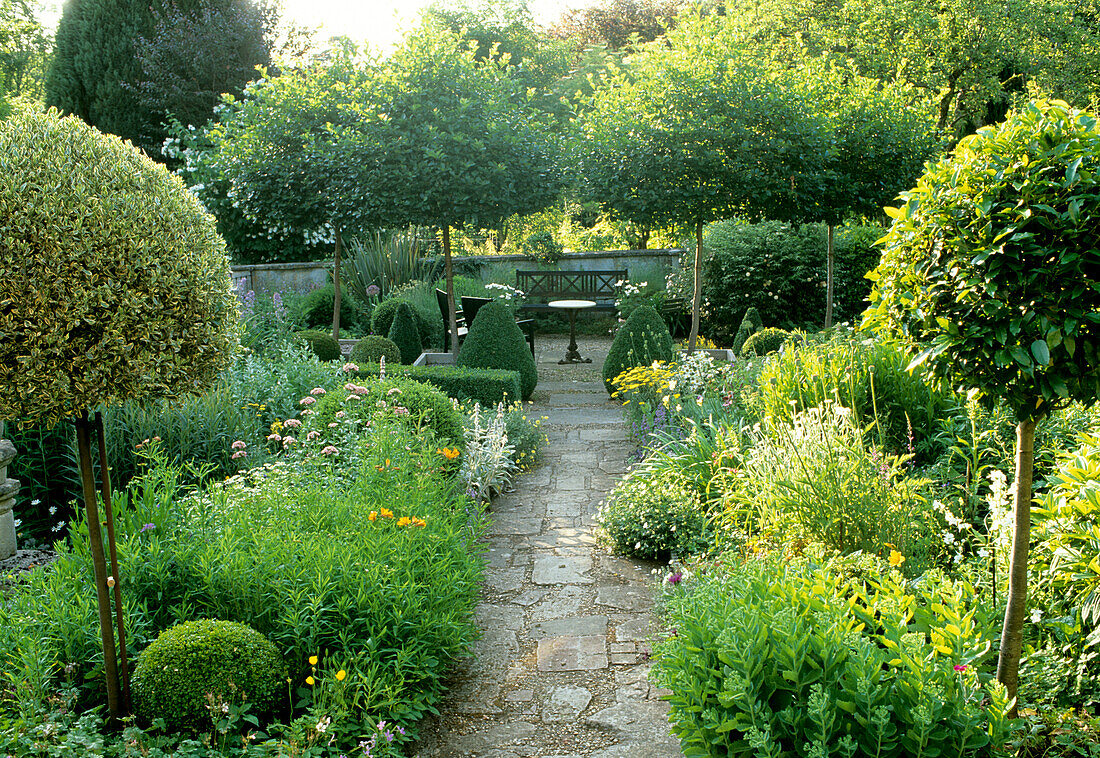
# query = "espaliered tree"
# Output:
<box><xmin>579</xmin><ymin>11</ymin><xmax>827</xmax><ymax>352</ymax></box>
<box><xmin>0</xmin><ymin>110</ymin><xmax>239</xmax><ymax>719</ymax></box>
<box><xmin>368</xmin><ymin>23</ymin><xmax>564</xmax><ymax>353</ymax></box>
<box><xmin>865</xmin><ymin>100</ymin><xmax>1100</xmax><ymax>713</ymax></box>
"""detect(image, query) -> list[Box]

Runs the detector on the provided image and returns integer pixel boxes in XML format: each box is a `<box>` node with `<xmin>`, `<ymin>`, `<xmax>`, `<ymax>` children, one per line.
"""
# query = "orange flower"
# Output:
<box><xmin>438</xmin><ymin>447</ymin><xmax>461</xmax><ymax>460</ymax></box>
<box><xmin>380</xmin><ymin>508</ymin><xmax>394</xmax><ymax>519</ymax></box>
<box><xmin>369</xmin><ymin>511</ymin><xmax>377</xmax><ymax>522</ymax></box>
<box><xmin>397</xmin><ymin>516</ymin><xmax>411</xmax><ymax>527</ymax></box>
<box><xmin>412</xmin><ymin>517</ymin><xmax>427</xmax><ymax>527</ymax></box>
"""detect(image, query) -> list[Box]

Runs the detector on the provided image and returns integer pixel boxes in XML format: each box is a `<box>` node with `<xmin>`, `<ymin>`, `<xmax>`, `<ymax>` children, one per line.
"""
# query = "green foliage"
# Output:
<box><xmin>654</xmin><ymin>553</ymin><xmax>1016</xmax><ymax>758</ymax></box>
<box><xmin>731</xmin><ymin>307</ymin><xmax>761</xmax><ymax>354</ymax></box>
<box><xmin>0</xmin><ymin>111</ymin><xmax>239</xmax><ymax>430</ymax></box>
<box><xmin>0</xmin><ymin>0</ymin><xmax>49</xmax><ymax>101</ymax></box>
<box><xmin>686</xmin><ymin>220</ymin><xmax>883</xmax><ymax>342</ymax></box>
<box><xmin>520</xmin><ymin>230</ymin><xmax>563</xmax><ymax>264</ymax></box>
<box><xmin>296</xmin><ymin>330</ymin><xmax>340</xmax><ymax>362</ymax></box>
<box><xmin>371</xmin><ymin>297</ymin><xmax>437</xmax><ymax>349</ymax></box>
<box><xmin>388</xmin><ymin>303</ymin><xmax>422</xmax><ymax>364</ymax></box>
<box><xmin>598</xmin><ymin>467</ymin><xmax>712</xmax><ymax>560</ymax></box>
<box><xmin>740</xmin><ymin>327</ymin><xmax>790</xmax><ymax>358</ymax></box>
<box><xmin>867</xmin><ymin>100</ymin><xmax>1100</xmax><ymax>423</ymax></box>
<box><xmin>292</xmin><ymin>283</ymin><xmax>366</xmax><ymax>333</ymax></box>
<box><xmin>602</xmin><ymin>305</ymin><xmax>674</xmax><ymax>395</ymax></box>
<box><xmin>456</xmin><ymin>301</ymin><xmax>538</xmax><ymax>401</ymax></box>
<box><xmin>349</xmin><ymin>336</ymin><xmax>401</xmax><ymax>366</ymax></box>
<box><xmin>132</xmin><ymin>619</ymin><xmax>284</xmax><ymax>732</ymax></box>
<box><xmin>354</xmin><ymin>364</ymin><xmax>522</xmax><ymax>408</ymax></box>
<box><xmin>343</xmin><ymin>229</ymin><xmax>440</xmax><ymax>302</ymax></box>
<box><xmin>754</xmin><ymin>330</ymin><xmax>956</xmax><ymax>459</ymax></box>
<box><xmin>314</xmin><ymin>377</ymin><xmax>464</xmax><ymax>446</ymax></box>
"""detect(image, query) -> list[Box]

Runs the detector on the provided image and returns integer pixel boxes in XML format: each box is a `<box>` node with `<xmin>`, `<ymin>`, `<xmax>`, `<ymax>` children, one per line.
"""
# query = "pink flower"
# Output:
<box><xmin>352</xmin><ymin>385</ymin><xmax>369</xmax><ymax>396</ymax></box>
<box><xmin>231</xmin><ymin>440</ymin><xmax>247</xmax><ymax>450</ymax></box>
<box><xmin>320</xmin><ymin>445</ymin><xmax>339</xmax><ymax>456</ymax></box>
<box><xmin>282</xmin><ymin>436</ymin><xmax>297</xmax><ymax>448</ymax></box>
<box><xmin>231</xmin><ymin>450</ymin><xmax>247</xmax><ymax>460</ymax></box>
<box><xmin>266</xmin><ymin>433</ymin><xmax>282</xmax><ymax>442</ymax></box>
<box><xmin>954</xmin><ymin>664</ymin><xmax>968</xmax><ymax>672</ymax></box>
<box><xmin>299</xmin><ymin>396</ymin><xmax>316</xmax><ymax>406</ymax></box>
<box><xmin>299</xmin><ymin>409</ymin><xmax>314</xmax><ymax>417</ymax></box>
<box><xmin>345</xmin><ymin>395</ymin><xmax>361</xmax><ymax>402</ymax></box>
<box><xmin>335</xmin><ymin>411</ymin><xmax>347</xmax><ymax>419</ymax></box>
<box><xmin>283</xmin><ymin>418</ymin><xmax>302</xmax><ymax>429</ymax></box>
<box><xmin>306</xmin><ymin>430</ymin><xmax>321</xmax><ymax>441</ymax></box>
<box><xmin>310</xmin><ymin>387</ymin><xmax>326</xmax><ymax>396</ymax></box>
<box><xmin>366</xmin><ymin>284</ymin><xmax>380</xmax><ymax>297</ymax></box>
<box><xmin>343</xmin><ymin>362</ymin><xmax>359</xmax><ymax>373</ymax></box>
<box><xmin>386</xmin><ymin>387</ymin><xmax>402</xmax><ymax>396</ymax></box>
<box><xmin>394</xmin><ymin>406</ymin><xmax>409</xmax><ymax>416</ymax></box>
<box><xmin>328</xmin><ymin>422</ymin><xmax>338</xmax><ymax>428</ymax></box>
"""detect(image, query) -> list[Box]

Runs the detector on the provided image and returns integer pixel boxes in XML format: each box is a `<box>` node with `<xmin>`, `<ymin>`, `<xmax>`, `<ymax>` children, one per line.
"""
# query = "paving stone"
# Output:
<box><xmin>610</xmin><ymin>652</ymin><xmax>638</xmax><ymax>665</ymax></box>
<box><xmin>545</xmin><ymin>492</ymin><xmax>590</xmax><ymax>518</ymax></box>
<box><xmin>555</xmin><ymin>471</ymin><xmax>589</xmax><ymax>491</ymax></box>
<box><xmin>543</xmin><ymin>685</ymin><xmax>593</xmax><ymax>722</ymax></box>
<box><xmin>596</xmin><ymin>584</ymin><xmax>653</xmax><ymax>612</ymax></box>
<box><xmin>610</xmin><ymin>641</ymin><xmax>636</xmax><ymax>654</ymax></box>
<box><xmin>529</xmin><ymin>585</ymin><xmax>586</xmax><ymax>621</ymax></box>
<box><xmin>544</xmin><ymin>408</ymin><xmax>624</xmax><ymax>426</ymax></box>
<box><xmin>579</xmin><ymin>427</ymin><xmax>629</xmax><ymax>441</ymax></box>
<box><xmin>601</xmin><ymin>556</ymin><xmax>657</xmax><ymax>584</ymax></box>
<box><xmin>489</xmin><ymin>516</ymin><xmax>544</xmax><ymax>536</ymax></box>
<box><xmin>486</xmin><ymin>547</ymin><xmax>514</xmax><ymax>569</ymax></box>
<box><xmin>530</xmin><ymin>615</ymin><xmax>608</xmax><ymax>640</ymax></box>
<box><xmin>598</xmin><ymin>459</ymin><xmax>632</xmax><ymax>475</ymax></box>
<box><xmin>536</xmin><ymin>635</ymin><xmax>608</xmax><ymax>671</ymax></box>
<box><xmin>613</xmin><ymin>615</ymin><xmax>658</xmax><ymax>642</ymax></box>
<box><xmin>532</xmin><ymin>554</ymin><xmax>593</xmax><ymax>585</ymax></box>
<box><xmin>587</xmin><ymin>701</ymin><xmax>676</xmax><ymax>744</ymax></box>
<box><xmin>589</xmin><ymin>743</ymin><xmax>681</xmax><ymax>758</ymax></box>
<box><xmin>504</xmin><ymin>688</ymin><xmax>534</xmax><ymax>702</ymax></box>
<box><xmin>510</xmin><ymin>589</ymin><xmax>548</xmax><ymax>607</ymax></box>
<box><xmin>447</xmin><ymin>722</ymin><xmax>538</xmax><ymax>753</ymax></box>
<box><xmin>476</xmin><ymin>604</ymin><xmax>524</xmax><ymax>629</ymax></box>
<box><xmin>523</xmin><ymin>529</ymin><xmax>597</xmax><ymax>550</ymax></box>
<box><xmin>485</xmin><ymin>568</ymin><xmax>526</xmax><ymax>593</ymax></box>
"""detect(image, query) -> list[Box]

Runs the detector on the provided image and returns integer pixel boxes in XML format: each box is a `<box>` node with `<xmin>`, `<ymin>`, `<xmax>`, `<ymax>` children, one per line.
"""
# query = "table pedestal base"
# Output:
<box><xmin>558</xmin><ymin>309</ymin><xmax>591</xmax><ymax>364</ymax></box>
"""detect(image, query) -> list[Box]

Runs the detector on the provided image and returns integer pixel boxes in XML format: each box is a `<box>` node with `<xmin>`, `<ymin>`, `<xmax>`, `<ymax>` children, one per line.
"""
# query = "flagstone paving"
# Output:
<box><xmin>414</xmin><ymin>335</ymin><xmax>682</xmax><ymax>758</ymax></box>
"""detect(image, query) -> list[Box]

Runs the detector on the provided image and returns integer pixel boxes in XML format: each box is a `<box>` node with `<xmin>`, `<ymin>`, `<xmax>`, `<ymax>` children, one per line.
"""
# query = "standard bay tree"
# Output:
<box><xmin>866</xmin><ymin>100</ymin><xmax>1100</xmax><ymax>712</ymax></box>
<box><xmin>0</xmin><ymin>110</ymin><xmax>239</xmax><ymax>719</ymax></box>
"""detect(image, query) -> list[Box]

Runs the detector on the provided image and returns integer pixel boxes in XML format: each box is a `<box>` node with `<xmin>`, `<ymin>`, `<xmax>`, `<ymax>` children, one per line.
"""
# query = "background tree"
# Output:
<box><xmin>46</xmin><ymin>0</ymin><xmax>273</xmax><ymax>157</ymax></box>
<box><xmin>579</xmin><ymin>11</ymin><xmax>827</xmax><ymax>351</ymax></box>
<box><xmin>368</xmin><ymin>23</ymin><xmax>564</xmax><ymax>352</ymax></box>
<box><xmin>0</xmin><ymin>0</ymin><xmax>49</xmax><ymax>102</ymax></box>
<box><xmin>125</xmin><ymin>0</ymin><xmax>272</xmax><ymax>132</ymax></box>
<box><xmin>550</xmin><ymin>0</ymin><xmax>685</xmax><ymax>50</ymax></box>
<box><xmin>0</xmin><ymin>110</ymin><xmax>239</xmax><ymax>719</ymax></box>
<box><xmin>865</xmin><ymin>100</ymin><xmax>1100</xmax><ymax>711</ymax></box>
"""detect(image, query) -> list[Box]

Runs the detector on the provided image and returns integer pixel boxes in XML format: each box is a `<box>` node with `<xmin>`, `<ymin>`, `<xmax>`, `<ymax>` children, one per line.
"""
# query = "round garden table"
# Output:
<box><xmin>548</xmin><ymin>299</ymin><xmax>596</xmax><ymax>364</ymax></box>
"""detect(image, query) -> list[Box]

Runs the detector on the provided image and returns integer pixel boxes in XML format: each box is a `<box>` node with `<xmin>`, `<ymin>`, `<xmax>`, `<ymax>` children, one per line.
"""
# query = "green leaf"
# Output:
<box><xmin>1030</xmin><ymin>339</ymin><xmax>1051</xmax><ymax>366</ymax></box>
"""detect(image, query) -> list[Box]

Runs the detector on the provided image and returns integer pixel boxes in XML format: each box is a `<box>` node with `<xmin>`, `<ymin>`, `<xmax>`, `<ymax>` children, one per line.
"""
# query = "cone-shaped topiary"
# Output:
<box><xmin>457</xmin><ymin>301</ymin><xmax>537</xmax><ymax>401</ymax></box>
<box><xmin>297</xmin><ymin>329</ymin><xmax>341</xmax><ymax>361</ymax></box>
<box><xmin>388</xmin><ymin>302</ymin><xmax>422</xmax><ymax>364</ymax></box>
<box><xmin>741</xmin><ymin>327</ymin><xmax>790</xmax><ymax>358</ymax></box>
<box><xmin>731</xmin><ymin>307</ymin><xmax>762</xmax><ymax>354</ymax></box>
<box><xmin>602</xmin><ymin>305</ymin><xmax>674</xmax><ymax>395</ymax></box>
<box><xmin>371</xmin><ymin>297</ymin><xmax>435</xmax><ymax>347</ymax></box>
<box><xmin>132</xmin><ymin>619</ymin><xmax>285</xmax><ymax>732</ymax></box>
<box><xmin>349</xmin><ymin>335</ymin><xmax>401</xmax><ymax>365</ymax></box>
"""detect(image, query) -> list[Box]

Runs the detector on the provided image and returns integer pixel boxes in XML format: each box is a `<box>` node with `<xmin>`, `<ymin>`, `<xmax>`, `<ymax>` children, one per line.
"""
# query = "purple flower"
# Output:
<box><xmin>140</xmin><ymin>523</ymin><xmax>155</xmax><ymax>533</ymax></box>
<box><xmin>366</xmin><ymin>284</ymin><xmax>380</xmax><ymax>297</ymax></box>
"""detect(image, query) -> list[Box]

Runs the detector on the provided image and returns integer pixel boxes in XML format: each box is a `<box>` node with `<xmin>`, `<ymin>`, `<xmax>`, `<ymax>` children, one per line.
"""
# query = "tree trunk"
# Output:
<box><xmin>95</xmin><ymin>412</ymin><xmax>130</xmax><ymax>713</ymax></box>
<box><xmin>638</xmin><ymin>227</ymin><xmax>650</xmax><ymax>250</ymax></box>
<box><xmin>824</xmin><ymin>224</ymin><xmax>835</xmax><ymax>329</ymax></box>
<box><xmin>996</xmin><ymin>417</ymin><xmax>1037</xmax><ymax>717</ymax></box>
<box><xmin>688</xmin><ymin>220</ymin><xmax>703</xmax><ymax>354</ymax></box>
<box><xmin>74</xmin><ymin>411</ymin><xmax>122</xmax><ymax>723</ymax></box>
<box><xmin>332</xmin><ymin>229</ymin><xmax>343</xmax><ymax>342</ymax></box>
<box><xmin>443</xmin><ymin>225</ymin><xmax>459</xmax><ymax>355</ymax></box>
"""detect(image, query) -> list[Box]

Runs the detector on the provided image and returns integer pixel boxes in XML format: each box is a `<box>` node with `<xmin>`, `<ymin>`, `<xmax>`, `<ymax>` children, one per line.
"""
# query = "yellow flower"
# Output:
<box><xmin>306</xmin><ymin>676</ymin><xmax>315</xmax><ymax>685</ymax></box>
<box><xmin>369</xmin><ymin>511</ymin><xmax>377</xmax><ymax>522</ymax></box>
<box><xmin>335</xmin><ymin>669</ymin><xmax>347</xmax><ymax>681</ymax></box>
<box><xmin>397</xmin><ymin>516</ymin><xmax>411</xmax><ymax>527</ymax></box>
<box><xmin>380</xmin><ymin>507</ymin><xmax>394</xmax><ymax>519</ymax></box>
<box><xmin>308</xmin><ymin>655</ymin><xmax>318</xmax><ymax>666</ymax></box>
<box><xmin>888</xmin><ymin>550</ymin><xmax>905</xmax><ymax>567</ymax></box>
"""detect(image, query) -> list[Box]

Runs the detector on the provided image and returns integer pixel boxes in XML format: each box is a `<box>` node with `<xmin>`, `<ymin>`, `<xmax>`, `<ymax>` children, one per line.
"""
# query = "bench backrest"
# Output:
<box><xmin>516</xmin><ymin>269</ymin><xmax>626</xmax><ymax>301</ymax></box>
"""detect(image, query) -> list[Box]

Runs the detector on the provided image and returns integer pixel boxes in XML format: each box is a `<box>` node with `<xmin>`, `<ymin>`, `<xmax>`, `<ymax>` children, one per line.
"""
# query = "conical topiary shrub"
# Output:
<box><xmin>602</xmin><ymin>305</ymin><xmax>674</xmax><ymax>395</ymax></box>
<box><xmin>388</xmin><ymin>302</ymin><xmax>422</xmax><ymax>364</ymax></box>
<box><xmin>456</xmin><ymin>301</ymin><xmax>537</xmax><ymax>401</ymax></box>
<box><xmin>731</xmin><ymin>307</ymin><xmax>762</xmax><ymax>354</ymax></box>
<box><xmin>349</xmin><ymin>335</ymin><xmax>402</xmax><ymax>365</ymax></box>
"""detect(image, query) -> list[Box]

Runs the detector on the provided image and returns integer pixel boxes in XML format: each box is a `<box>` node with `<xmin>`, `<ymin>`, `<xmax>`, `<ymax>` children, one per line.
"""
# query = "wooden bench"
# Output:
<box><xmin>516</xmin><ymin>269</ymin><xmax>626</xmax><ymax>314</ymax></box>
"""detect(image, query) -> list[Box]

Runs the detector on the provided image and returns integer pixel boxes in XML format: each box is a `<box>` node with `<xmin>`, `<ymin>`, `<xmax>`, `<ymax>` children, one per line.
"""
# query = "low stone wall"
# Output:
<box><xmin>230</xmin><ymin>249</ymin><xmax>684</xmax><ymax>293</ymax></box>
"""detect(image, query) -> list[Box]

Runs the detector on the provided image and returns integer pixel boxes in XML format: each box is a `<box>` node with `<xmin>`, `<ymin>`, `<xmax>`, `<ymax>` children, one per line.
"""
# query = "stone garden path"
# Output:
<box><xmin>414</xmin><ymin>335</ymin><xmax>682</xmax><ymax>758</ymax></box>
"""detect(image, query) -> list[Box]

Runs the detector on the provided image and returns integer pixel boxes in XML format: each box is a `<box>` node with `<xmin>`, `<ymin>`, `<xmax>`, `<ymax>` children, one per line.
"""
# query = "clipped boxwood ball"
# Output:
<box><xmin>457</xmin><ymin>301</ymin><xmax>537</xmax><ymax>401</ymax></box>
<box><xmin>741</xmin><ymin>327</ymin><xmax>790</xmax><ymax>358</ymax></box>
<box><xmin>132</xmin><ymin>619</ymin><xmax>285</xmax><ymax>732</ymax></box>
<box><xmin>349</xmin><ymin>335</ymin><xmax>401</xmax><ymax>365</ymax></box>
<box><xmin>388</xmin><ymin>302</ymin><xmax>422</xmax><ymax>364</ymax></box>
<box><xmin>297</xmin><ymin>329</ymin><xmax>341</xmax><ymax>361</ymax></box>
<box><xmin>295</xmin><ymin>283</ymin><xmax>364</xmax><ymax>332</ymax></box>
<box><xmin>0</xmin><ymin>111</ymin><xmax>239</xmax><ymax>430</ymax></box>
<box><xmin>602</xmin><ymin>305</ymin><xmax>674</xmax><ymax>395</ymax></box>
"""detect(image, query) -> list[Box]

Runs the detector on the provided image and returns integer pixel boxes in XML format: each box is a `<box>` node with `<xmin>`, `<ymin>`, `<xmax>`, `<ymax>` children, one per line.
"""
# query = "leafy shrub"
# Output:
<box><xmin>342</xmin><ymin>228</ymin><xmax>440</xmax><ymax>302</ymax></box>
<box><xmin>502</xmin><ymin>404</ymin><xmax>546</xmax><ymax>470</ymax></box>
<box><xmin>354</xmin><ymin>364</ymin><xmax>522</xmax><ymax>407</ymax></box>
<box><xmin>602</xmin><ymin>305</ymin><xmax>674</xmax><ymax>395</ymax></box>
<box><xmin>371</xmin><ymin>296</ymin><xmax>436</xmax><ymax>348</ymax></box>
<box><xmin>598</xmin><ymin>468</ymin><xmax>712</xmax><ymax>560</ymax></box>
<box><xmin>520</xmin><ymin>230</ymin><xmax>563</xmax><ymax>264</ymax></box>
<box><xmin>132</xmin><ymin>619</ymin><xmax>284</xmax><ymax>732</ymax></box>
<box><xmin>654</xmin><ymin>554</ymin><xmax>1015</xmax><ymax>758</ymax></box>
<box><xmin>388</xmin><ymin>303</ymin><xmax>422</xmax><ymax>364</ymax></box>
<box><xmin>680</xmin><ymin>220</ymin><xmax>882</xmax><ymax>343</ymax></box>
<box><xmin>291</xmin><ymin>283</ymin><xmax>366</xmax><ymax>333</ymax></box>
<box><xmin>754</xmin><ymin>329</ymin><xmax>956</xmax><ymax>459</ymax></box>
<box><xmin>349</xmin><ymin>336</ymin><xmax>402</xmax><ymax>365</ymax></box>
<box><xmin>725</xmin><ymin>405</ymin><xmax>938</xmax><ymax>567</ymax></box>
<box><xmin>731</xmin><ymin>306</ymin><xmax>762</xmax><ymax>354</ymax></box>
<box><xmin>457</xmin><ymin>301</ymin><xmax>538</xmax><ymax>401</ymax></box>
<box><xmin>296</xmin><ymin>329</ymin><xmax>340</xmax><ymax>362</ymax></box>
<box><xmin>740</xmin><ymin>326</ymin><xmax>790</xmax><ymax>357</ymax></box>
<box><xmin>313</xmin><ymin>376</ymin><xmax>464</xmax><ymax>446</ymax></box>
<box><xmin>461</xmin><ymin>402</ymin><xmax>518</xmax><ymax>503</ymax></box>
